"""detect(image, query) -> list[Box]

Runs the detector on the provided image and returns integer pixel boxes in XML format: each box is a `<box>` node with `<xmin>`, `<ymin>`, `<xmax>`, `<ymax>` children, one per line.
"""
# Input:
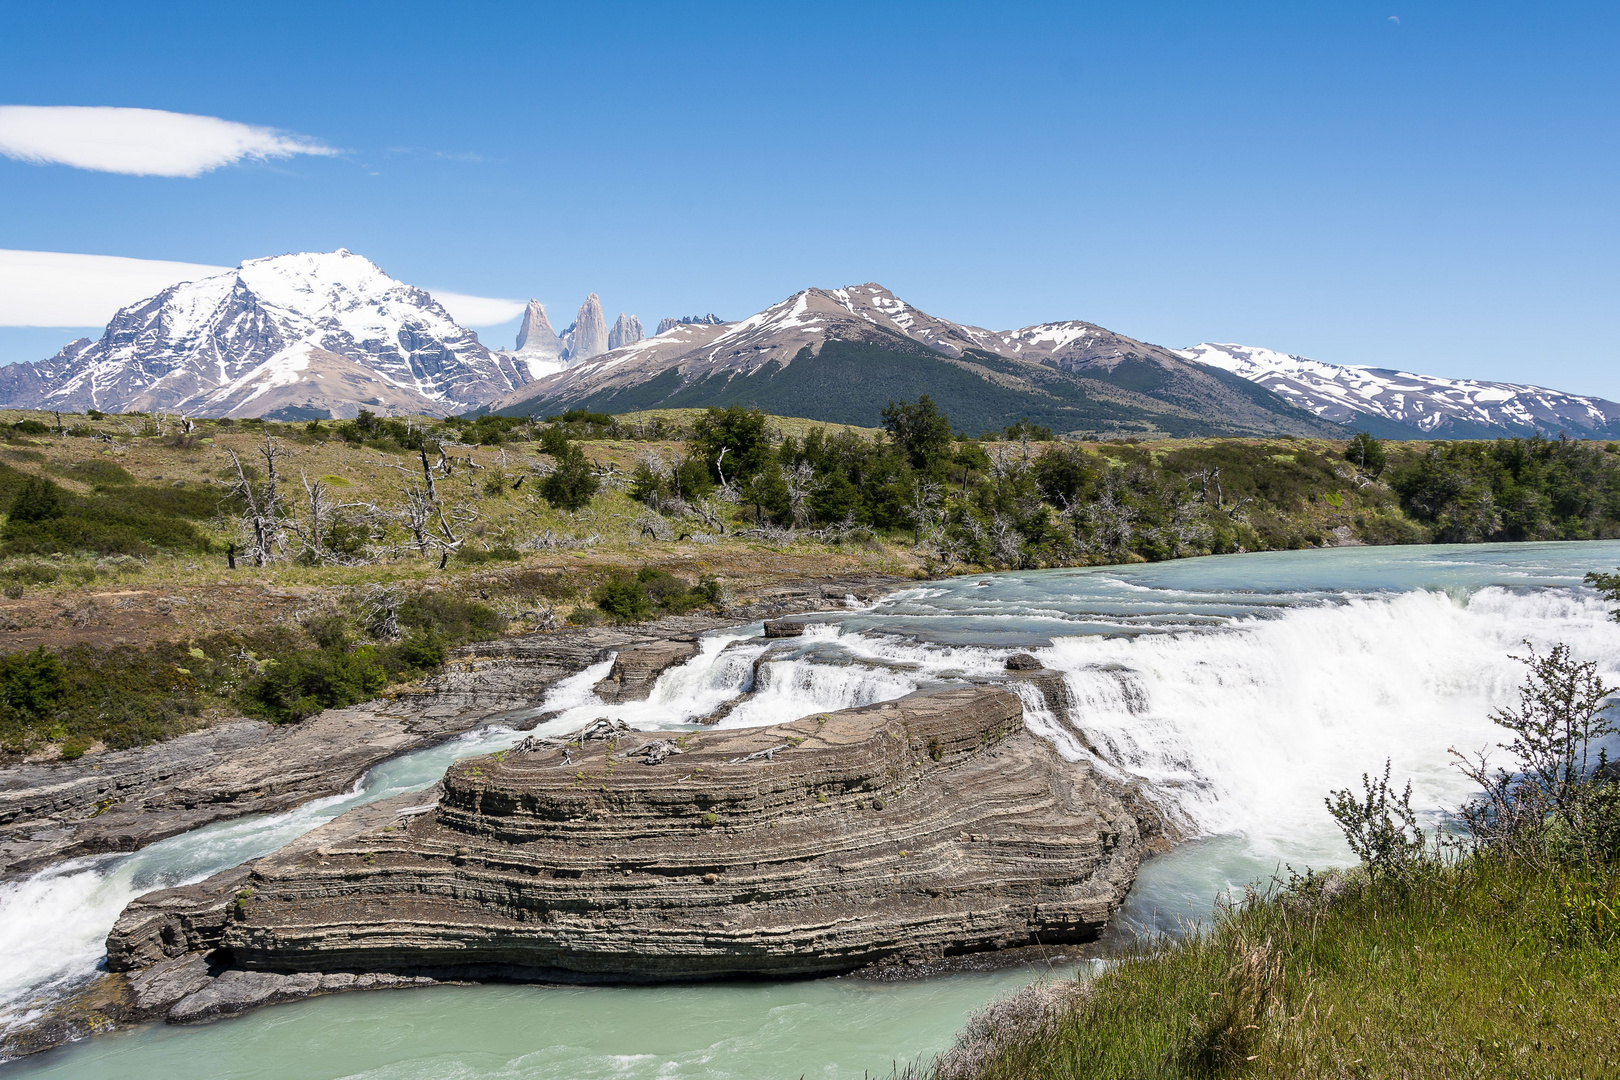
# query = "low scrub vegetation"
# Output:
<box><xmin>0</xmin><ymin>404</ymin><xmax>1615</xmax><ymax>760</ymax></box>
<box><xmin>910</xmin><ymin>598</ymin><xmax>1620</xmax><ymax>1079</ymax></box>
<box><xmin>0</xmin><ymin>590</ymin><xmax>507</xmax><ymax>753</ymax></box>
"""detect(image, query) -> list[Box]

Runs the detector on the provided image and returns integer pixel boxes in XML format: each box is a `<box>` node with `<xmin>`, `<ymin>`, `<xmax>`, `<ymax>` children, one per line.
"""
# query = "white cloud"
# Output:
<box><xmin>0</xmin><ymin>105</ymin><xmax>337</xmax><ymax>177</ymax></box>
<box><xmin>427</xmin><ymin>291</ymin><xmax>527</xmax><ymax>326</ymax></box>
<box><xmin>0</xmin><ymin>249</ymin><xmax>229</xmax><ymax>326</ymax></box>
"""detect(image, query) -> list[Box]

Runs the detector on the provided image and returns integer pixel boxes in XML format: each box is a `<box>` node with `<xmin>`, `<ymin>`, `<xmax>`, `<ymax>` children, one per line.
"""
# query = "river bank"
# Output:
<box><xmin>0</xmin><ymin>572</ymin><xmax>902</xmax><ymax>1058</ymax></box>
<box><xmin>2</xmin><ymin>542</ymin><xmax>1618</xmax><ymax>1078</ymax></box>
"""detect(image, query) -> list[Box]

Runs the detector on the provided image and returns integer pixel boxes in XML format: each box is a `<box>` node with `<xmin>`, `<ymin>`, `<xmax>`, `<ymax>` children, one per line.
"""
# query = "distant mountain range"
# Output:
<box><xmin>1177</xmin><ymin>343</ymin><xmax>1620</xmax><ymax>439</ymax></box>
<box><xmin>488</xmin><ymin>284</ymin><xmax>1336</xmax><ymax>439</ymax></box>
<box><xmin>2</xmin><ymin>248</ymin><xmax>1614</xmax><ymax>438</ymax></box>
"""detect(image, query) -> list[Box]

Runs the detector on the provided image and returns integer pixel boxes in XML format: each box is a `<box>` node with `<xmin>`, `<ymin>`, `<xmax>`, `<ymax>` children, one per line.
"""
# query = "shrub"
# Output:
<box><xmin>455</xmin><ymin>544</ymin><xmax>521</xmax><ymax>565</ymax></box>
<box><xmin>8</xmin><ymin>476</ymin><xmax>64</xmax><ymax>523</ymax></box>
<box><xmin>242</xmin><ymin>645</ymin><xmax>387</xmax><ymax>723</ymax></box>
<box><xmin>1325</xmin><ymin>759</ymin><xmax>1427</xmax><ymax>880</ymax></box>
<box><xmin>594</xmin><ymin>574</ymin><xmax>653</xmax><ymax>622</ymax></box>
<box><xmin>1344</xmin><ymin>431</ymin><xmax>1387</xmax><ymax>478</ymax></box>
<box><xmin>0</xmin><ymin>646</ymin><xmax>67</xmax><ymax>719</ymax></box>
<box><xmin>539</xmin><ymin>443</ymin><xmax>599</xmax><ymax>511</ymax></box>
<box><xmin>398</xmin><ymin>593</ymin><xmax>507</xmax><ymax>642</ymax></box>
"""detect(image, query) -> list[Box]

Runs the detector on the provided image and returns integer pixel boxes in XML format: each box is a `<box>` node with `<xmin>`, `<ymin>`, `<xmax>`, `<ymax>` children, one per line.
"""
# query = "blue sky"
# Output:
<box><xmin>1</xmin><ymin>1</ymin><xmax>1616</xmax><ymax>396</ymax></box>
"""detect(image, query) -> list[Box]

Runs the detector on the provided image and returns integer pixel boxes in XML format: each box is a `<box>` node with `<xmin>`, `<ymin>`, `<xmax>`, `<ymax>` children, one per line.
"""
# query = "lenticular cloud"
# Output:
<box><xmin>0</xmin><ymin>105</ymin><xmax>336</xmax><ymax>177</ymax></box>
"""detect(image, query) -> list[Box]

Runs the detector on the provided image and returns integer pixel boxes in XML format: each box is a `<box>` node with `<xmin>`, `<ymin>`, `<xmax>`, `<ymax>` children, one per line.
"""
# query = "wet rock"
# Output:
<box><xmin>592</xmin><ymin>639</ymin><xmax>700</xmax><ymax>702</ymax></box>
<box><xmin>763</xmin><ymin>619</ymin><xmax>806</xmax><ymax>638</ymax></box>
<box><xmin>168</xmin><ymin>969</ymin><xmax>321</xmax><ymax>1024</ymax></box>
<box><xmin>127</xmin><ymin>953</ymin><xmax>218</xmax><ymax>1021</ymax></box>
<box><xmin>1004</xmin><ymin>653</ymin><xmax>1042</xmax><ymax>671</ymax></box>
<box><xmin>106</xmin><ymin>865</ymin><xmax>252</xmax><ymax>970</ymax></box>
<box><xmin>0</xmin><ymin>974</ymin><xmax>132</xmax><ymax>1060</ymax></box>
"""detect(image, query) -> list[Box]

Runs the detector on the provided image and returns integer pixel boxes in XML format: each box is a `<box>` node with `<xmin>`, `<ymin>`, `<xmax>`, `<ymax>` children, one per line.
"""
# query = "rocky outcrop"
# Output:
<box><xmin>607</xmin><ymin>313</ymin><xmax>644</xmax><ymax>351</ymax></box>
<box><xmin>1</xmin><ymin>576</ymin><xmax>904</xmax><ymax>883</ymax></box>
<box><xmin>145</xmin><ymin>686</ymin><xmax>1153</xmax><ymax>981</ymax></box>
<box><xmin>562</xmin><ymin>294</ymin><xmax>608</xmax><ymax>362</ymax></box>
<box><xmin>513</xmin><ymin>300</ymin><xmax>563</xmax><ymax>361</ymax></box>
<box><xmin>655</xmin><ymin>314</ymin><xmax>726</xmax><ymax>334</ymax></box>
<box><xmin>592</xmin><ymin>638</ymin><xmax>701</xmax><ymax>703</ymax></box>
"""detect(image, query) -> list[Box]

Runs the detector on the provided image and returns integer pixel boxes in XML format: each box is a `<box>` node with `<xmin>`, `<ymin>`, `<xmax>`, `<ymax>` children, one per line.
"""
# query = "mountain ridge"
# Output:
<box><xmin>1180</xmin><ymin>342</ymin><xmax>1620</xmax><ymax>439</ymax></box>
<box><xmin>490</xmin><ymin>283</ymin><xmax>1339</xmax><ymax>438</ymax></box>
<box><xmin>0</xmin><ymin>250</ymin><xmax>533</xmax><ymax>419</ymax></box>
<box><xmin>5</xmin><ymin>249</ymin><xmax>1612</xmax><ymax>438</ymax></box>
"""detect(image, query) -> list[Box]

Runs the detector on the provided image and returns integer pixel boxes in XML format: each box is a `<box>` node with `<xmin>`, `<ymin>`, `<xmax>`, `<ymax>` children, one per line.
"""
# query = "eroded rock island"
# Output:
<box><xmin>109</xmin><ymin>684</ymin><xmax>1156</xmax><ymax>996</ymax></box>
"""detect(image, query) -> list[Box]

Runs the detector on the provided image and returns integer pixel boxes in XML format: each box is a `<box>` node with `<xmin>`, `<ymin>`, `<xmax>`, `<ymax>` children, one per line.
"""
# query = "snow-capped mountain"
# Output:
<box><xmin>490</xmin><ymin>284</ymin><xmax>1336</xmax><ymax>438</ymax></box>
<box><xmin>1179</xmin><ymin>342</ymin><xmax>1620</xmax><ymax>439</ymax></box>
<box><xmin>0</xmin><ymin>250</ymin><xmax>533</xmax><ymax>419</ymax></box>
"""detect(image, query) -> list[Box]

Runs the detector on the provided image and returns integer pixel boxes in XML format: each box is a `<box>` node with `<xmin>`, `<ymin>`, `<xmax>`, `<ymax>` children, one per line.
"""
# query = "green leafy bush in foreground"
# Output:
<box><xmin>0</xmin><ymin>461</ymin><xmax>215</xmax><ymax>557</ymax></box>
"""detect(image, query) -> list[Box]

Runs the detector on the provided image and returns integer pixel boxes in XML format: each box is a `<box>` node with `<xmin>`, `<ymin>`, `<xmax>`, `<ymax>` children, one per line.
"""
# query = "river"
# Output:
<box><xmin>4</xmin><ymin>540</ymin><xmax>1619</xmax><ymax>1078</ymax></box>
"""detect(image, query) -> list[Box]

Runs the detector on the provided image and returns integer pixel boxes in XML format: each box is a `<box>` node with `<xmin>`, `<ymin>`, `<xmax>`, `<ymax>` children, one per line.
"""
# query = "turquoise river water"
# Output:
<box><xmin>3</xmin><ymin>540</ymin><xmax>1619</xmax><ymax>1079</ymax></box>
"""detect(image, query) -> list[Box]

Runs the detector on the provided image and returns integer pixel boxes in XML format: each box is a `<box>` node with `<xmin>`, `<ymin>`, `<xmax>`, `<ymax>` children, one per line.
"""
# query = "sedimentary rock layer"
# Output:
<box><xmin>182</xmin><ymin>686</ymin><xmax>1147</xmax><ymax>980</ymax></box>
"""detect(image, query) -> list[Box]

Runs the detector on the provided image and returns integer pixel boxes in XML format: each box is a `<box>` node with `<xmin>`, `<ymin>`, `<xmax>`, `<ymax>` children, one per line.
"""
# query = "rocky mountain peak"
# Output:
<box><xmin>514</xmin><ymin>300</ymin><xmax>562</xmax><ymax>358</ymax></box>
<box><xmin>607</xmin><ymin>313</ymin><xmax>644</xmax><ymax>351</ymax></box>
<box><xmin>655</xmin><ymin>314</ymin><xmax>726</xmax><ymax>334</ymax></box>
<box><xmin>0</xmin><ymin>249</ymin><xmax>532</xmax><ymax>419</ymax></box>
<box><xmin>563</xmin><ymin>294</ymin><xmax>609</xmax><ymax>363</ymax></box>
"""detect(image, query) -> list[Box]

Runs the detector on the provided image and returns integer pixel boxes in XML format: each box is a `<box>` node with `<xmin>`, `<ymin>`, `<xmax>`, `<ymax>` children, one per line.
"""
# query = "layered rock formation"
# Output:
<box><xmin>109</xmin><ymin>685</ymin><xmax>1152</xmax><ymax>983</ymax></box>
<box><xmin>607</xmin><ymin>313</ymin><xmax>644</xmax><ymax>351</ymax></box>
<box><xmin>591</xmin><ymin>638</ymin><xmax>700</xmax><ymax>702</ymax></box>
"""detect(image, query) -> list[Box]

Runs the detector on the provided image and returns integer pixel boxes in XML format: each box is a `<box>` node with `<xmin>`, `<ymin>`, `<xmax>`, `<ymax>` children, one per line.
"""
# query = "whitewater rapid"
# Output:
<box><xmin>2</xmin><ymin>541</ymin><xmax>1618</xmax><ymax>1078</ymax></box>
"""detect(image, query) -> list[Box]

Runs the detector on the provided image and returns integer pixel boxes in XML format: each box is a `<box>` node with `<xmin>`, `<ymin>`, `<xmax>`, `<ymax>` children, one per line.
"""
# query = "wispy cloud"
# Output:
<box><xmin>0</xmin><ymin>106</ymin><xmax>337</xmax><ymax>177</ymax></box>
<box><xmin>0</xmin><ymin>249</ymin><xmax>229</xmax><ymax>326</ymax></box>
<box><xmin>427</xmin><ymin>291</ymin><xmax>526</xmax><ymax>326</ymax></box>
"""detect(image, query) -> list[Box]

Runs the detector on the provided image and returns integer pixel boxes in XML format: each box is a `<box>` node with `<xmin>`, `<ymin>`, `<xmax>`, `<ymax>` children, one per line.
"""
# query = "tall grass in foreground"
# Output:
<box><xmin>908</xmin><ymin>853</ymin><xmax>1618</xmax><ymax>1079</ymax></box>
<box><xmin>905</xmin><ymin>632</ymin><xmax>1620</xmax><ymax>1080</ymax></box>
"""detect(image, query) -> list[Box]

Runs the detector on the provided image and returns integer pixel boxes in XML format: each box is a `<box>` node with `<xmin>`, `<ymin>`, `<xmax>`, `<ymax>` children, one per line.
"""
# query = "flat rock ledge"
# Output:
<box><xmin>107</xmin><ymin>685</ymin><xmax>1153</xmax><ymax>995</ymax></box>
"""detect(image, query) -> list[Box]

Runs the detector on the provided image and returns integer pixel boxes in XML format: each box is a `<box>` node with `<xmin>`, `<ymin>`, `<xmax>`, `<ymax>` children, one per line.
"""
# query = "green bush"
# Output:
<box><xmin>242</xmin><ymin>645</ymin><xmax>387</xmax><ymax>723</ymax></box>
<box><xmin>0</xmin><ymin>647</ymin><xmax>67</xmax><ymax>720</ymax></box>
<box><xmin>1344</xmin><ymin>431</ymin><xmax>1387</xmax><ymax>478</ymax></box>
<box><xmin>455</xmin><ymin>544</ymin><xmax>521</xmax><ymax>565</ymax></box>
<box><xmin>539</xmin><ymin>443</ymin><xmax>600</xmax><ymax>511</ymax></box>
<box><xmin>594</xmin><ymin>574</ymin><xmax>653</xmax><ymax>621</ymax></box>
<box><xmin>8</xmin><ymin>475</ymin><xmax>64</xmax><ymax>523</ymax></box>
<box><xmin>593</xmin><ymin>568</ymin><xmax>722</xmax><ymax>622</ymax></box>
<box><xmin>398</xmin><ymin>593</ymin><xmax>507</xmax><ymax>642</ymax></box>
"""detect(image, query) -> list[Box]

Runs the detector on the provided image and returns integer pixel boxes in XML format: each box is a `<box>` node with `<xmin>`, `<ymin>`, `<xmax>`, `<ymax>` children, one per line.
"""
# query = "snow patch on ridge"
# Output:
<box><xmin>1180</xmin><ymin>342</ymin><xmax>1620</xmax><ymax>436</ymax></box>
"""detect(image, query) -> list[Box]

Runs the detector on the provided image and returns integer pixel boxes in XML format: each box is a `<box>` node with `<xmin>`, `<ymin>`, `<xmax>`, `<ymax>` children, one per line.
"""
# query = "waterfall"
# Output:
<box><xmin>4</xmin><ymin>542</ymin><xmax>1618</xmax><ymax>1057</ymax></box>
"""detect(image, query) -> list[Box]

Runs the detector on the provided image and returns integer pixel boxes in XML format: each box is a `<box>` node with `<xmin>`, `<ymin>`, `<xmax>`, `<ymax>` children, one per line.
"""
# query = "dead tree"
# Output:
<box><xmin>224</xmin><ymin>435</ymin><xmax>293</xmax><ymax>566</ymax></box>
<box><xmin>784</xmin><ymin>461</ymin><xmax>816</xmax><ymax>528</ymax></box>
<box><xmin>388</xmin><ymin>441</ymin><xmax>467</xmax><ymax>566</ymax></box>
<box><xmin>908</xmin><ymin>478</ymin><xmax>945</xmax><ymax>546</ymax></box>
<box><xmin>1187</xmin><ymin>467</ymin><xmax>1224</xmax><ymax>510</ymax></box>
